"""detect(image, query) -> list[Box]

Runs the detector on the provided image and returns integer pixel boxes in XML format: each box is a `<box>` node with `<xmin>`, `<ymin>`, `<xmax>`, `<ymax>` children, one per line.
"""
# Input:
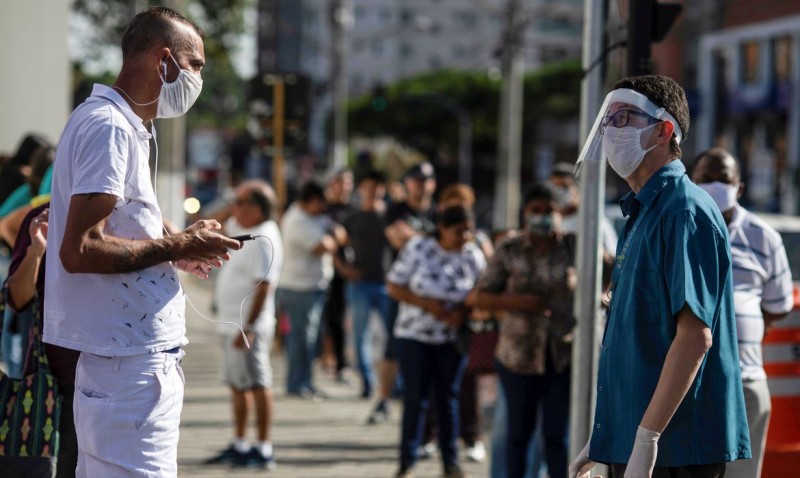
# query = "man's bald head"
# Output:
<box><xmin>691</xmin><ymin>147</ymin><xmax>741</xmax><ymax>186</ymax></box>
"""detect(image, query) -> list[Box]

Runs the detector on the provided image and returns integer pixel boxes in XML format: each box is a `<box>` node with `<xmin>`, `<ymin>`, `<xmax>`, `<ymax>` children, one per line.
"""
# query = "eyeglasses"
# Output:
<box><xmin>601</xmin><ymin>109</ymin><xmax>656</xmax><ymax>130</ymax></box>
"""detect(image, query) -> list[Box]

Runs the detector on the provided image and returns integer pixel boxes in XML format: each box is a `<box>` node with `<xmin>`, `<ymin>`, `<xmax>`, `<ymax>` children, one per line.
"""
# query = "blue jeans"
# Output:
<box><xmin>347</xmin><ymin>281</ymin><xmax>388</xmax><ymax>395</ymax></box>
<box><xmin>397</xmin><ymin>338</ymin><xmax>467</xmax><ymax>470</ymax></box>
<box><xmin>490</xmin><ymin>384</ymin><xmax>545</xmax><ymax>478</ymax></box>
<box><xmin>495</xmin><ymin>359</ymin><xmax>570</xmax><ymax>478</ymax></box>
<box><xmin>1</xmin><ymin>304</ymin><xmax>34</xmax><ymax>379</ymax></box>
<box><xmin>277</xmin><ymin>288</ymin><xmax>325</xmax><ymax>394</ymax></box>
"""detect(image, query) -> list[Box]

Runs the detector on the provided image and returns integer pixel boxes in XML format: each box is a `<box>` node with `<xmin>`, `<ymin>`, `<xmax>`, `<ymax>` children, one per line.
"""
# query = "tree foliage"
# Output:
<box><xmin>347</xmin><ymin>59</ymin><xmax>583</xmax><ymax>161</ymax></box>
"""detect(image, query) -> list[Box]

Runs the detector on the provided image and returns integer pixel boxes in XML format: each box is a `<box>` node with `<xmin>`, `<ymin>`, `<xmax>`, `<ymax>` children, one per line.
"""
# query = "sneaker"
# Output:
<box><xmin>443</xmin><ymin>463</ymin><xmax>466</xmax><ymax>478</ymax></box>
<box><xmin>417</xmin><ymin>441</ymin><xmax>436</xmax><ymax>460</ymax></box>
<box><xmin>395</xmin><ymin>467</ymin><xmax>415</xmax><ymax>478</ymax></box>
<box><xmin>203</xmin><ymin>445</ymin><xmax>245</xmax><ymax>465</ymax></box>
<box><xmin>465</xmin><ymin>441</ymin><xmax>486</xmax><ymax>462</ymax></box>
<box><xmin>231</xmin><ymin>447</ymin><xmax>276</xmax><ymax>470</ymax></box>
<box><xmin>366</xmin><ymin>401</ymin><xmax>390</xmax><ymax>424</ymax></box>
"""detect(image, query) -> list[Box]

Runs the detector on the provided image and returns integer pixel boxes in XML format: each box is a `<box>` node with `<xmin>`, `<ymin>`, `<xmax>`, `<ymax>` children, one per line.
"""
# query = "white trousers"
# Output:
<box><xmin>74</xmin><ymin>350</ymin><xmax>185</xmax><ymax>478</ymax></box>
<box><xmin>727</xmin><ymin>378</ymin><xmax>771</xmax><ymax>478</ymax></box>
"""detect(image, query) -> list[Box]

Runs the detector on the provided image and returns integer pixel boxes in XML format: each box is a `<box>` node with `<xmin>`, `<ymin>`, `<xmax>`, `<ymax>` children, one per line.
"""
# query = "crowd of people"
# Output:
<box><xmin>0</xmin><ymin>6</ymin><xmax>793</xmax><ymax>478</ymax></box>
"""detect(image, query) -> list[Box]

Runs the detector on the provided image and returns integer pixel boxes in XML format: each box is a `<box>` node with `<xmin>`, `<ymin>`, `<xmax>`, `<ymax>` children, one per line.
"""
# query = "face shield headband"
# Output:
<box><xmin>573</xmin><ymin>88</ymin><xmax>684</xmax><ymax>182</ymax></box>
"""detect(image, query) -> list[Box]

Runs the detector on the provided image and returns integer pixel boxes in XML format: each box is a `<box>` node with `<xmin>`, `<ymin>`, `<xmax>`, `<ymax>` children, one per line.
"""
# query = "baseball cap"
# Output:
<box><xmin>404</xmin><ymin>162</ymin><xmax>435</xmax><ymax>180</ymax></box>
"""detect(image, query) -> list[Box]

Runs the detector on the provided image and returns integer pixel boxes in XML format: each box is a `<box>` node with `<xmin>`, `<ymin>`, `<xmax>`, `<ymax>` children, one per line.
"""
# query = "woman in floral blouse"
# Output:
<box><xmin>387</xmin><ymin>205</ymin><xmax>486</xmax><ymax>478</ymax></box>
<box><xmin>467</xmin><ymin>183</ymin><xmax>576</xmax><ymax>478</ymax></box>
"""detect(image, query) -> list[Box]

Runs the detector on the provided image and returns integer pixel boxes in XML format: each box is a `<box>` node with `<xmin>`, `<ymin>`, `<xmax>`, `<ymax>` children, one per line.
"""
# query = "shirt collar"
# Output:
<box><xmin>89</xmin><ymin>84</ymin><xmax>151</xmax><ymax>140</ymax></box>
<box><xmin>618</xmin><ymin>160</ymin><xmax>685</xmax><ymax>216</ymax></box>
<box><xmin>727</xmin><ymin>203</ymin><xmax>745</xmax><ymax>232</ymax></box>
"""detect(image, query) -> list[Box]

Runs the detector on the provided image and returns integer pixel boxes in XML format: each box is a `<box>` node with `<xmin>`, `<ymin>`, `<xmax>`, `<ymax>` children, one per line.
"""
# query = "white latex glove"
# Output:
<box><xmin>569</xmin><ymin>440</ymin><xmax>598</xmax><ymax>478</ymax></box>
<box><xmin>624</xmin><ymin>426</ymin><xmax>660</xmax><ymax>478</ymax></box>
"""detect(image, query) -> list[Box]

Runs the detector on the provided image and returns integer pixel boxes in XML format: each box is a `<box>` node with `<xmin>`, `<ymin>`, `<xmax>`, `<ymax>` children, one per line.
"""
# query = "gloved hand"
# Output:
<box><xmin>569</xmin><ymin>440</ymin><xmax>597</xmax><ymax>478</ymax></box>
<box><xmin>624</xmin><ymin>426</ymin><xmax>660</xmax><ymax>478</ymax></box>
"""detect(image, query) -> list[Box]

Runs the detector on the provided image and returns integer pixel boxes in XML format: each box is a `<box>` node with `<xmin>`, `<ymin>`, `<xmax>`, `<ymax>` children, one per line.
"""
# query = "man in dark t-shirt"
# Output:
<box><xmin>367</xmin><ymin>162</ymin><xmax>436</xmax><ymax>424</ymax></box>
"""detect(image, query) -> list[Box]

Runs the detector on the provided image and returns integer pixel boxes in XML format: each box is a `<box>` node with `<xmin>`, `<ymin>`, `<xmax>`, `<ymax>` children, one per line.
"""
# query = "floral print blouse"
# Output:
<box><xmin>477</xmin><ymin>233</ymin><xmax>576</xmax><ymax>375</ymax></box>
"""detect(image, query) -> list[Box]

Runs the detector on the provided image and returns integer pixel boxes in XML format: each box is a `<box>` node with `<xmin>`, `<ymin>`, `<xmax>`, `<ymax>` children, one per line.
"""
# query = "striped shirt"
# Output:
<box><xmin>728</xmin><ymin>205</ymin><xmax>794</xmax><ymax>381</ymax></box>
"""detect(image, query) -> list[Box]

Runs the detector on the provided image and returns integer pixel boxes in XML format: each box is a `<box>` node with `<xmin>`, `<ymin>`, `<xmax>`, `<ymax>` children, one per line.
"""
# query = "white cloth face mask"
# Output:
<box><xmin>157</xmin><ymin>55</ymin><xmax>203</xmax><ymax>119</ymax></box>
<box><xmin>698</xmin><ymin>181</ymin><xmax>738</xmax><ymax>213</ymax></box>
<box><xmin>602</xmin><ymin>123</ymin><xmax>658</xmax><ymax>179</ymax></box>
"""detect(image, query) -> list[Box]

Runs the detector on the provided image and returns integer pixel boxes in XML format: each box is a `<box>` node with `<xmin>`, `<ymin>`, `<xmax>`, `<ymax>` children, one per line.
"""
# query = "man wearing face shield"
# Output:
<box><xmin>569</xmin><ymin>76</ymin><xmax>750</xmax><ymax>478</ymax></box>
<box><xmin>691</xmin><ymin>148</ymin><xmax>793</xmax><ymax>478</ymax></box>
<box><xmin>44</xmin><ymin>7</ymin><xmax>241</xmax><ymax>477</ymax></box>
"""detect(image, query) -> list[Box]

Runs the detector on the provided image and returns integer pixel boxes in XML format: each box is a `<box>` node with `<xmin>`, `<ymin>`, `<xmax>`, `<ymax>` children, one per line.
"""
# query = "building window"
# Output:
<box><xmin>400</xmin><ymin>42</ymin><xmax>414</xmax><ymax>59</ymax></box>
<box><xmin>741</xmin><ymin>41</ymin><xmax>760</xmax><ymax>85</ymax></box>
<box><xmin>428</xmin><ymin>56</ymin><xmax>442</xmax><ymax>69</ymax></box>
<box><xmin>371</xmin><ymin>40</ymin><xmax>384</xmax><ymax>55</ymax></box>
<box><xmin>773</xmin><ymin>36</ymin><xmax>792</xmax><ymax>82</ymax></box>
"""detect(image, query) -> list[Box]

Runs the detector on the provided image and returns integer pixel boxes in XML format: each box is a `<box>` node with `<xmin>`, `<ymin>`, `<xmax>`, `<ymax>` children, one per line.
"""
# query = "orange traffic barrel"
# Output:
<box><xmin>761</xmin><ymin>287</ymin><xmax>800</xmax><ymax>476</ymax></box>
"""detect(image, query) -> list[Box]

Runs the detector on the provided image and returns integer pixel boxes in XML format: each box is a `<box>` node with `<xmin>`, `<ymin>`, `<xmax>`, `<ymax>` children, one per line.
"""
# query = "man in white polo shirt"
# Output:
<box><xmin>692</xmin><ymin>147</ymin><xmax>794</xmax><ymax>478</ymax></box>
<box><xmin>44</xmin><ymin>7</ymin><xmax>240</xmax><ymax>477</ymax></box>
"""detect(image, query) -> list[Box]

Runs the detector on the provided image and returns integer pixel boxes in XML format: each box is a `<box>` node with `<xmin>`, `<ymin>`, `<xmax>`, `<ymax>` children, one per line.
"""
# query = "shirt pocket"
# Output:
<box><xmin>619</xmin><ymin>268</ymin><xmax>662</xmax><ymax>326</ymax></box>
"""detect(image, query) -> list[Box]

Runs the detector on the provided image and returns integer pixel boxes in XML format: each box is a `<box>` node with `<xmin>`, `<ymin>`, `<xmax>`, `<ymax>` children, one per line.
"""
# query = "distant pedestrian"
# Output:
<box><xmin>339</xmin><ymin>170</ymin><xmax>391</xmax><ymax>399</ymax></box>
<box><xmin>389</xmin><ymin>205</ymin><xmax>486</xmax><ymax>478</ymax></box>
<box><xmin>692</xmin><ymin>148</ymin><xmax>793</xmax><ymax>478</ymax></box>
<box><xmin>277</xmin><ymin>181</ymin><xmax>340</xmax><ymax>399</ymax></box>
<box><xmin>205</xmin><ymin>180</ymin><xmax>283</xmax><ymax>469</ymax></box>
<box><xmin>569</xmin><ymin>75</ymin><xmax>750</xmax><ymax>478</ymax></box>
<box><xmin>321</xmin><ymin>167</ymin><xmax>354</xmax><ymax>381</ymax></box>
<box><xmin>368</xmin><ymin>162</ymin><xmax>437</xmax><ymax>424</ymax></box>
<box><xmin>468</xmin><ymin>183</ymin><xmax>575</xmax><ymax>478</ymax></box>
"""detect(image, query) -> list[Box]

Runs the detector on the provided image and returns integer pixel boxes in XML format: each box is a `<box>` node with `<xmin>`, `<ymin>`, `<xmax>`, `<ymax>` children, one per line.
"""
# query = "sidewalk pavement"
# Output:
<box><xmin>177</xmin><ymin>275</ymin><xmax>495</xmax><ymax>478</ymax></box>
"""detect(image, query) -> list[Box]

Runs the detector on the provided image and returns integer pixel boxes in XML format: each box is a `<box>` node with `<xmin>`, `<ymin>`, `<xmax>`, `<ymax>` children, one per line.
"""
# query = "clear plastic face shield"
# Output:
<box><xmin>573</xmin><ymin>88</ymin><xmax>684</xmax><ymax>182</ymax></box>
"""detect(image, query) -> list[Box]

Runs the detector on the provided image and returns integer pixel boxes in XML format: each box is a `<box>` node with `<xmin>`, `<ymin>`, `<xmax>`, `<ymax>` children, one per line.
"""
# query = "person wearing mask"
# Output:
<box><xmin>368</xmin><ymin>162</ymin><xmax>437</xmax><ymax>424</ymax></box>
<box><xmin>5</xmin><ymin>204</ymin><xmax>81</xmax><ymax>478</ymax></box>
<box><xmin>468</xmin><ymin>183</ymin><xmax>575</xmax><ymax>478</ymax></box>
<box><xmin>691</xmin><ymin>148</ymin><xmax>793</xmax><ymax>478</ymax></box>
<box><xmin>278</xmin><ymin>181</ymin><xmax>339</xmax><ymax>400</ymax></box>
<box><xmin>321</xmin><ymin>168</ymin><xmax>354</xmax><ymax>382</ymax></box>
<box><xmin>569</xmin><ymin>75</ymin><xmax>750</xmax><ymax>478</ymax></box>
<box><xmin>43</xmin><ymin>8</ymin><xmax>241</xmax><ymax>476</ymax></box>
<box><xmin>388</xmin><ymin>205</ymin><xmax>486</xmax><ymax>478</ymax></box>
<box><xmin>205</xmin><ymin>180</ymin><xmax>283</xmax><ymax>469</ymax></box>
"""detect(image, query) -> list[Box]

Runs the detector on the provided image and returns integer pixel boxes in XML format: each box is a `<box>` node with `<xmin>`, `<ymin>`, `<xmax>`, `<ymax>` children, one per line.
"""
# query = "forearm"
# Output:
<box><xmin>468</xmin><ymin>290</ymin><xmax>547</xmax><ymax>312</ymax></box>
<box><xmin>246</xmin><ymin>283</ymin><xmax>270</xmax><ymax>327</ymax></box>
<box><xmin>640</xmin><ymin>308</ymin><xmax>711</xmax><ymax>432</ymax></box>
<box><xmin>61</xmin><ymin>234</ymin><xmax>178</xmax><ymax>274</ymax></box>
<box><xmin>387</xmin><ymin>283</ymin><xmax>438</xmax><ymax>312</ymax></box>
<box><xmin>6</xmin><ymin>248</ymin><xmax>43</xmax><ymax>310</ymax></box>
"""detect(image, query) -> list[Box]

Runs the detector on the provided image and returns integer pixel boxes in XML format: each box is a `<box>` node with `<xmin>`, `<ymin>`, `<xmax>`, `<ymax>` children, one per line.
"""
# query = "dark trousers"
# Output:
<box><xmin>496</xmin><ymin>358</ymin><xmax>570</xmax><ymax>478</ymax></box>
<box><xmin>58</xmin><ymin>383</ymin><xmax>78</xmax><ymax>478</ymax></box>
<box><xmin>397</xmin><ymin>338</ymin><xmax>467</xmax><ymax>470</ymax></box>
<box><xmin>611</xmin><ymin>463</ymin><xmax>726</xmax><ymax>477</ymax></box>
<box><xmin>423</xmin><ymin>370</ymin><xmax>480</xmax><ymax>446</ymax></box>
<box><xmin>323</xmin><ymin>275</ymin><xmax>347</xmax><ymax>373</ymax></box>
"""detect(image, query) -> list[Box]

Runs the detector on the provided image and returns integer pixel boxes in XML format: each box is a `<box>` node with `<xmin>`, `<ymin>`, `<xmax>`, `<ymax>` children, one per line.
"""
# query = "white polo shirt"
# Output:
<box><xmin>728</xmin><ymin>205</ymin><xmax>794</xmax><ymax>381</ymax></box>
<box><xmin>278</xmin><ymin>203</ymin><xmax>333</xmax><ymax>291</ymax></box>
<box><xmin>44</xmin><ymin>84</ymin><xmax>187</xmax><ymax>357</ymax></box>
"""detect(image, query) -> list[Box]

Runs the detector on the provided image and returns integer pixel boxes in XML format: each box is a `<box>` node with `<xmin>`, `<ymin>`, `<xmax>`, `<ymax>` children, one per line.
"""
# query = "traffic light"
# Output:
<box><xmin>247</xmin><ymin>73</ymin><xmax>311</xmax><ymax>154</ymax></box>
<box><xmin>627</xmin><ymin>1</ymin><xmax>683</xmax><ymax>75</ymax></box>
<box><xmin>371</xmin><ymin>85</ymin><xmax>387</xmax><ymax>112</ymax></box>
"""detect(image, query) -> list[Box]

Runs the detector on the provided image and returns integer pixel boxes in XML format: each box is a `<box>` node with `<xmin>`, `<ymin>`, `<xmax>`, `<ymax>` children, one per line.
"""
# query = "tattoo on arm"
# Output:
<box><xmin>110</xmin><ymin>239</ymin><xmax>173</xmax><ymax>274</ymax></box>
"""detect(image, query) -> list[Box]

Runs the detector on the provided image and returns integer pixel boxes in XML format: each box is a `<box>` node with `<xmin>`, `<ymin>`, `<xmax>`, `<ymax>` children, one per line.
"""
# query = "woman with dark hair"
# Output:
<box><xmin>0</xmin><ymin>134</ymin><xmax>50</xmax><ymax>205</ymax></box>
<box><xmin>387</xmin><ymin>205</ymin><xmax>486</xmax><ymax>478</ymax></box>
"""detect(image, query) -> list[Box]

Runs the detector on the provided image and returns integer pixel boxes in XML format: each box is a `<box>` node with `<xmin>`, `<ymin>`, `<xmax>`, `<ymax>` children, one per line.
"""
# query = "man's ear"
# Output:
<box><xmin>657</xmin><ymin>121</ymin><xmax>675</xmax><ymax>145</ymax></box>
<box><xmin>737</xmin><ymin>182</ymin><xmax>745</xmax><ymax>199</ymax></box>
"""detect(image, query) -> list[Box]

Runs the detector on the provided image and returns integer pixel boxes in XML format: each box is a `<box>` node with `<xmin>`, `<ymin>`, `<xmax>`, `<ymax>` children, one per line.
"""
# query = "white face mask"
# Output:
<box><xmin>698</xmin><ymin>181</ymin><xmax>738</xmax><ymax>213</ymax></box>
<box><xmin>602</xmin><ymin>123</ymin><xmax>658</xmax><ymax>179</ymax></box>
<box><xmin>157</xmin><ymin>55</ymin><xmax>203</xmax><ymax>119</ymax></box>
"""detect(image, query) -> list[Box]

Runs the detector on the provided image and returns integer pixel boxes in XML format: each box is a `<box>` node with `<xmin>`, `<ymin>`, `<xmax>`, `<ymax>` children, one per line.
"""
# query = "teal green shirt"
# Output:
<box><xmin>590</xmin><ymin>161</ymin><xmax>751</xmax><ymax>466</ymax></box>
<box><xmin>0</xmin><ymin>184</ymin><xmax>31</xmax><ymax>218</ymax></box>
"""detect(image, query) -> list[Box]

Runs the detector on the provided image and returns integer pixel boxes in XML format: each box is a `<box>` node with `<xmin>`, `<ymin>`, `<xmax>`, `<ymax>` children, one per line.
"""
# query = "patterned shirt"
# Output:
<box><xmin>387</xmin><ymin>236</ymin><xmax>485</xmax><ymax>344</ymax></box>
<box><xmin>727</xmin><ymin>205</ymin><xmax>793</xmax><ymax>381</ymax></box>
<box><xmin>477</xmin><ymin>233</ymin><xmax>575</xmax><ymax>375</ymax></box>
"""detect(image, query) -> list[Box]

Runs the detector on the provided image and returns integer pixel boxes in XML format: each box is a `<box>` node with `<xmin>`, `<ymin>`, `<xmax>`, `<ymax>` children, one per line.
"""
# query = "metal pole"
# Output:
<box><xmin>458</xmin><ymin>114</ymin><xmax>473</xmax><ymax>186</ymax></box>
<box><xmin>272</xmin><ymin>77</ymin><xmax>286</xmax><ymax>208</ymax></box>
<box><xmin>493</xmin><ymin>0</ymin><xmax>525</xmax><ymax>230</ymax></box>
<box><xmin>570</xmin><ymin>0</ymin><xmax>608</xmax><ymax>469</ymax></box>
<box><xmin>330</xmin><ymin>0</ymin><xmax>351</xmax><ymax>170</ymax></box>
